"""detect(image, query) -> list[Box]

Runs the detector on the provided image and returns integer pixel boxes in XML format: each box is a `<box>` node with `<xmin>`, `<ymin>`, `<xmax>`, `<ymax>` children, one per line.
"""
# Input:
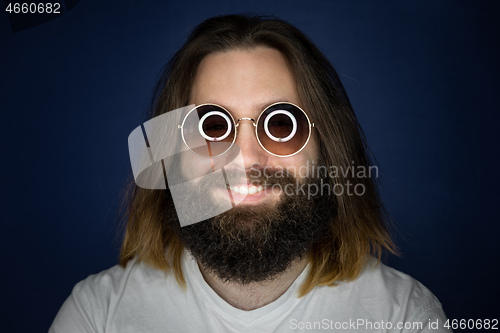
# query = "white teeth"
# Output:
<box><xmin>229</xmin><ymin>185</ymin><xmax>263</xmax><ymax>195</ymax></box>
<box><xmin>248</xmin><ymin>186</ymin><xmax>258</xmax><ymax>195</ymax></box>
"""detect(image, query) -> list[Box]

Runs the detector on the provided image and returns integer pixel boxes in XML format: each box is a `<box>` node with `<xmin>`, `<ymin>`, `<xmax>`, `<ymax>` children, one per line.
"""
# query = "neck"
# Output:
<box><xmin>197</xmin><ymin>257</ymin><xmax>308</xmax><ymax>311</ymax></box>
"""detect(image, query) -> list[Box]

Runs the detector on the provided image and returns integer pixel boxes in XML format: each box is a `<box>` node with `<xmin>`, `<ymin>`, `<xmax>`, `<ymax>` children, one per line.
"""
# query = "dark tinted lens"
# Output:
<box><xmin>200</xmin><ymin>113</ymin><xmax>230</xmax><ymax>140</ymax></box>
<box><xmin>182</xmin><ymin>105</ymin><xmax>235</xmax><ymax>157</ymax></box>
<box><xmin>257</xmin><ymin>103</ymin><xmax>310</xmax><ymax>156</ymax></box>
<box><xmin>267</xmin><ymin>113</ymin><xmax>295</xmax><ymax>140</ymax></box>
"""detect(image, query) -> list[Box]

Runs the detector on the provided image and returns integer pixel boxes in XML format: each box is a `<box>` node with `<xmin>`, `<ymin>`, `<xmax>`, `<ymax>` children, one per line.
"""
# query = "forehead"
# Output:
<box><xmin>189</xmin><ymin>47</ymin><xmax>300</xmax><ymax>115</ymax></box>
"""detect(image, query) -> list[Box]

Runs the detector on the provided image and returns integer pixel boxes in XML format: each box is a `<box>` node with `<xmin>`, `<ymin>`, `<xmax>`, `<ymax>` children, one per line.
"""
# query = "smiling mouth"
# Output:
<box><xmin>227</xmin><ymin>185</ymin><xmax>265</xmax><ymax>195</ymax></box>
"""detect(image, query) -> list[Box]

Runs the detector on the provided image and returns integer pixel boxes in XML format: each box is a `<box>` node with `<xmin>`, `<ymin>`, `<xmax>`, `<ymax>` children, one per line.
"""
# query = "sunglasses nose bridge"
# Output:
<box><xmin>235</xmin><ymin>117</ymin><xmax>256</xmax><ymax>125</ymax></box>
<box><xmin>234</xmin><ymin>117</ymin><xmax>257</xmax><ymax>141</ymax></box>
<box><xmin>235</xmin><ymin>117</ymin><xmax>257</xmax><ymax>138</ymax></box>
<box><xmin>233</xmin><ymin>117</ymin><xmax>269</xmax><ymax>169</ymax></box>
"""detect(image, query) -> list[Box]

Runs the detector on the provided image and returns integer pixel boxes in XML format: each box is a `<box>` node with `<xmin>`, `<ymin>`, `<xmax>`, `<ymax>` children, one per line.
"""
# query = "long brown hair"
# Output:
<box><xmin>120</xmin><ymin>14</ymin><xmax>397</xmax><ymax>296</ymax></box>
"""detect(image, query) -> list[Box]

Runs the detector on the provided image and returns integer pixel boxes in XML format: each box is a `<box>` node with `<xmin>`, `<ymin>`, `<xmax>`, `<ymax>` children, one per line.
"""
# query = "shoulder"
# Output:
<box><xmin>305</xmin><ymin>258</ymin><xmax>449</xmax><ymax>332</ymax></box>
<box><xmin>69</xmin><ymin>260</ymin><xmax>141</xmax><ymax>305</ymax></box>
<box><xmin>344</xmin><ymin>258</ymin><xmax>449</xmax><ymax>331</ymax></box>
<box><xmin>362</xmin><ymin>259</ymin><xmax>441</xmax><ymax>309</ymax></box>
<box><xmin>74</xmin><ymin>263</ymin><xmax>127</xmax><ymax>295</ymax></box>
<box><xmin>49</xmin><ymin>260</ymin><xmax>168</xmax><ymax>333</ymax></box>
<box><xmin>73</xmin><ymin>258</ymin><xmax>172</xmax><ymax>298</ymax></box>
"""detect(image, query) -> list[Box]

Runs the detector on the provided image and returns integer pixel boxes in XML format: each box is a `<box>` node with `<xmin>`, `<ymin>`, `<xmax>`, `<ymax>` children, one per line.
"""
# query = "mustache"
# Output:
<box><xmin>172</xmin><ymin>166</ymin><xmax>297</xmax><ymax>209</ymax></box>
<box><xmin>222</xmin><ymin>166</ymin><xmax>296</xmax><ymax>187</ymax></box>
<box><xmin>174</xmin><ymin>166</ymin><xmax>300</xmax><ymax>227</ymax></box>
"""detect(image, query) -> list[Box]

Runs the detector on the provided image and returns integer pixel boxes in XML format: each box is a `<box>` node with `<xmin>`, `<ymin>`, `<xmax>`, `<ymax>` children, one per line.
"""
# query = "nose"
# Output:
<box><xmin>235</xmin><ymin>120</ymin><xmax>268</xmax><ymax>170</ymax></box>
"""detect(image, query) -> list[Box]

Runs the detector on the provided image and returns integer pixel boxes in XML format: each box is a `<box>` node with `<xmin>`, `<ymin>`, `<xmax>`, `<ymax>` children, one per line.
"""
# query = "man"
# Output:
<box><xmin>50</xmin><ymin>15</ymin><xmax>449</xmax><ymax>332</ymax></box>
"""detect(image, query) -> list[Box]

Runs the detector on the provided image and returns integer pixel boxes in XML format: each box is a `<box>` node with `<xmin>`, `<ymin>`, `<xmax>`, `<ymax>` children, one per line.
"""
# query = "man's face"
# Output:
<box><xmin>187</xmin><ymin>47</ymin><xmax>318</xmax><ymax>206</ymax></box>
<box><xmin>174</xmin><ymin>47</ymin><xmax>333</xmax><ymax>284</ymax></box>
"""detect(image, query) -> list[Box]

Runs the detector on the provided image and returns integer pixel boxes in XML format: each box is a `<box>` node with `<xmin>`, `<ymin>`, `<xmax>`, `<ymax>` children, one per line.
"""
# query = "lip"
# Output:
<box><xmin>213</xmin><ymin>183</ymin><xmax>279</xmax><ymax>205</ymax></box>
<box><xmin>230</xmin><ymin>184</ymin><xmax>265</xmax><ymax>204</ymax></box>
<box><xmin>229</xmin><ymin>184</ymin><xmax>264</xmax><ymax>195</ymax></box>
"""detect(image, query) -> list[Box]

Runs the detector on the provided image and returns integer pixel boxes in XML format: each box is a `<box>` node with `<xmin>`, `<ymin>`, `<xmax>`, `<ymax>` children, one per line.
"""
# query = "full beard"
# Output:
<box><xmin>170</xmin><ymin>167</ymin><xmax>336</xmax><ymax>284</ymax></box>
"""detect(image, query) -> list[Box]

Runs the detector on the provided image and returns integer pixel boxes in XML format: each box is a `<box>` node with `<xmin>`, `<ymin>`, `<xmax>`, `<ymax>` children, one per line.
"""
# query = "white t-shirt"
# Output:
<box><xmin>50</xmin><ymin>251</ymin><xmax>450</xmax><ymax>332</ymax></box>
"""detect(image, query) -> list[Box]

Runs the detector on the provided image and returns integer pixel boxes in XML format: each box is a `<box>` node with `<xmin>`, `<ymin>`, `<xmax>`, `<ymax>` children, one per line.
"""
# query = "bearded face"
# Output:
<box><xmin>169</xmin><ymin>47</ymin><xmax>336</xmax><ymax>283</ymax></box>
<box><xmin>170</xmin><ymin>166</ymin><xmax>336</xmax><ymax>284</ymax></box>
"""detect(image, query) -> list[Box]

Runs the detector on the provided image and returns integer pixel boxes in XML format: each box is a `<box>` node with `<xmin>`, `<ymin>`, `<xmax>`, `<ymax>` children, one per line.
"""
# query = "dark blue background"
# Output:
<box><xmin>1</xmin><ymin>1</ymin><xmax>499</xmax><ymax>332</ymax></box>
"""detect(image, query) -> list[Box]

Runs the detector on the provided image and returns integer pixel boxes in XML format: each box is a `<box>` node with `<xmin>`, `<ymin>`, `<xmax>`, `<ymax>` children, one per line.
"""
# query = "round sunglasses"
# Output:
<box><xmin>178</xmin><ymin>102</ymin><xmax>315</xmax><ymax>157</ymax></box>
